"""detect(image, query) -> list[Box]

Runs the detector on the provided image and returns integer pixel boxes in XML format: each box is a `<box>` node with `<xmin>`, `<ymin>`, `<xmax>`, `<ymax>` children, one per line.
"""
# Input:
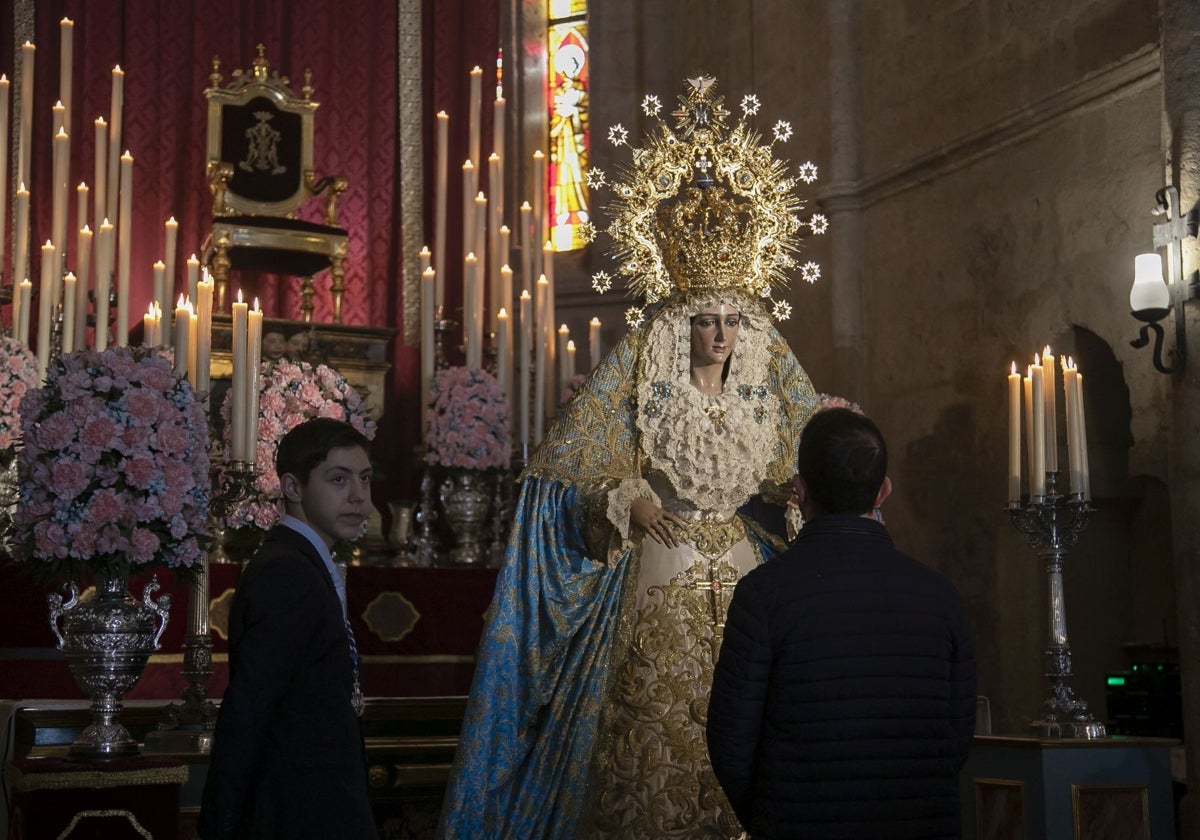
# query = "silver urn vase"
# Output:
<box><xmin>438</xmin><ymin>469</ymin><xmax>492</xmax><ymax>566</ymax></box>
<box><xmin>48</xmin><ymin>575</ymin><xmax>171</xmax><ymax>759</ymax></box>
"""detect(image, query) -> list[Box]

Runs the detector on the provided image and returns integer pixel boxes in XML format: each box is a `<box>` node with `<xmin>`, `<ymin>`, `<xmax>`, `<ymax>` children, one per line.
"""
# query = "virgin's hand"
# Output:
<box><xmin>630</xmin><ymin>497</ymin><xmax>686</xmax><ymax>548</ymax></box>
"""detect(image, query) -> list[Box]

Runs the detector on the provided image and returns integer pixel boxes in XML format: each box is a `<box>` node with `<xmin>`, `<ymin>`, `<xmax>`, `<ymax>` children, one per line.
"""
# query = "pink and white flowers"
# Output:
<box><xmin>817</xmin><ymin>393</ymin><xmax>862</xmax><ymax>414</ymax></box>
<box><xmin>219</xmin><ymin>358</ymin><xmax>376</xmax><ymax>531</ymax></box>
<box><xmin>12</xmin><ymin>346</ymin><xmax>210</xmax><ymax>582</ymax></box>
<box><xmin>0</xmin><ymin>337</ymin><xmax>38</xmax><ymax>468</ymax></box>
<box><xmin>425</xmin><ymin>366</ymin><xmax>511</xmax><ymax>470</ymax></box>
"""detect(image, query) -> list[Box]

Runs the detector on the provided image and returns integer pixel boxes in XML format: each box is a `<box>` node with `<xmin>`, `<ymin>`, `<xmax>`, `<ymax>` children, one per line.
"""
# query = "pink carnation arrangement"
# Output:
<box><xmin>818</xmin><ymin>393</ymin><xmax>862</xmax><ymax>414</ymax></box>
<box><xmin>11</xmin><ymin>346</ymin><xmax>210</xmax><ymax>583</ymax></box>
<box><xmin>559</xmin><ymin>373</ymin><xmax>588</xmax><ymax>409</ymax></box>
<box><xmin>426</xmin><ymin>366</ymin><xmax>511</xmax><ymax>470</ymax></box>
<box><xmin>0</xmin><ymin>336</ymin><xmax>39</xmax><ymax>469</ymax></box>
<box><xmin>218</xmin><ymin>358</ymin><xmax>376</xmax><ymax>530</ymax></box>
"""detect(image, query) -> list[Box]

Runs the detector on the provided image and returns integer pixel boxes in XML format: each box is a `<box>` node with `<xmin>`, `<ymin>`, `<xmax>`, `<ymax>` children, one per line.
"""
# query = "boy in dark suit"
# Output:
<box><xmin>199</xmin><ymin>418</ymin><xmax>378</xmax><ymax>839</ymax></box>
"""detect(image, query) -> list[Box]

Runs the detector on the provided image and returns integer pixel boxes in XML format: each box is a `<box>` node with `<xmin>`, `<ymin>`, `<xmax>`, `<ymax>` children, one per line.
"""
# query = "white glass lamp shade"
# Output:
<box><xmin>1130</xmin><ymin>253</ymin><xmax>1170</xmax><ymax>316</ymax></box>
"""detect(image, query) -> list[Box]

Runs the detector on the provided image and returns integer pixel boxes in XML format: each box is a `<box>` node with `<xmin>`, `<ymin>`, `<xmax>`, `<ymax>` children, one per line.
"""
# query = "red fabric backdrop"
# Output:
<box><xmin>1</xmin><ymin>0</ymin><xmax>499</xmax><ymax>503</ymax></box>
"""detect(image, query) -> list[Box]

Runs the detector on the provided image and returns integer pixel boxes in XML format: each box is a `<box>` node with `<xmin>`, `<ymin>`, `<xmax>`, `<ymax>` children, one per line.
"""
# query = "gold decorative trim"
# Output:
<box><xmin>360</xmin><ymin>654</ymin><xmax>475</xmax><ymax>664</ymax></box>
<box><xmin>148</xmin><ymin>652</ymin><xmax>229</xmax><ymax>664</ymax></box>
<box><xmin>679</xmin><ymin>516</ymin><xmax>746</xmax><ymax>561</ymax></box>
<box><xmin>398</xmin><ymin>0</ymin><xmax>424</xmax><ymax>347</ymax></box>
<box><xmin>209</xmin><ymin>587</ymin><xmax>236</xmax><ymax>640</ymax></box>
<box><xmin>204</xmin><ymin>50</ymin><xmax>318</xmax><ymax>217</ymax></box>
<box><xmin>1070</xmin><ymin>782</ymin><xmax>1150</xmax><ymax>840</ymax></box>
<box><xmin>361</xmin><ymin>590</ymin><xmax>422</xmax><ymax>643</ymax></box>
<box><xmin>10</xmin><ymin>0</ymin><xmax>34</xmax><ymax>251</ymax></box>
<box><xmin>8</xmin><ymin>764</ymin><xmax>188</xmax><ymax>792</ymax></box>
<box><xmin>150</xmin><ymin>652</ymin><xmax>468</xmax><ymax>666</ymax></box>
<box><xmin>55</xmin><ymin>810</ymin><xmax>154</xmax><ymax>840</ymax></box>
<box><xmin>213</xmin><ymin>221</ymin><xmax>347</xmax><ymax>254</ymax></box>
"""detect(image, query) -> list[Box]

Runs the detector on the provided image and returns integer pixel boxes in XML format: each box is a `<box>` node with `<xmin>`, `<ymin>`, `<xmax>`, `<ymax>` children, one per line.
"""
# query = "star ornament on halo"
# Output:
<box><xmin>608</xmin><ymin>124</ymin><xmax>629</xmax><ymax>146</ymax></box>
<box><xmin>641</xmin><ymin>95</ymin><xmax>663</xmax><ymax>117</ymax></box>
<box><xmin>591</xmin><ymin>271</ymin><xmax>613</xmax><ymax>293</ymax></box>
<box><xmin>772</xmin><ymin>120</ymin><xmax>794</xmax><ymax>143</ymax></box>
<box><xmin>625</xmin><ymin>306</ymin><xmax>645</xmax><ymax>329</ymax></box>
<box><xmin>740</xmin><ymin>94</ymin><xmax>761</xmax><ymax>116</ymax></box>
<box><xmin>772</xmin><ymin>299</ymin><xmax>793</xmax><ymax>321</ymax></box>
<box><xmin>586</xmin><ymin>168</ymin><xmax>607</xmax><ymax>189</ymax></box>
<box><xmin>797</xmin><ymin>161</ymin><xmax>819</xmax><ymax>184</ymax></box>
<box><xmin>801</xmin><ymin>261</ymin><xmax>821</xmax><ymax>284</ymax></box>
<box><xmin>809</xmin><ymin>213</ymin><xmax>829</xmax><ymax>235</ymax></box>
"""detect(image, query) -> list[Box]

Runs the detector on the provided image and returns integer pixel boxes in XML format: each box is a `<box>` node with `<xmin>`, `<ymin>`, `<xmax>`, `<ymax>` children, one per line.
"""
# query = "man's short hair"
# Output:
<box><xmin>275</xmin><ymin>418</ymin><xmax>370</xmax><ymax>486</ymax></box>
<box><xmin>797</xmin><ymin>407</ymin><xmax>887</xmax><ymax>516</ymax></box>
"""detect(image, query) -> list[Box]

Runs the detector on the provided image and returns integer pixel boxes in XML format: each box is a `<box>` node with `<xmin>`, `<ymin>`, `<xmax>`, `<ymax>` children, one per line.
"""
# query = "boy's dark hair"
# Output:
<box><xmin>796</xmin><ymin>407</ymin><xmax>887</xmax><ymax>516</ymax></box>
<box><xmin>276</xmin><ymin>418</ymin><xmax>370</xmax><ymax>486</ymax></box>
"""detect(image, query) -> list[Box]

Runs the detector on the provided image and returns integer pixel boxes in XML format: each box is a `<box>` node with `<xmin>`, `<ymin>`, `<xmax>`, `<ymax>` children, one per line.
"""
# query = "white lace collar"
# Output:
<box><xmin>635</xmin><ymin>294</ymin><xmax>779</xmax><ymax>516</ymax></box>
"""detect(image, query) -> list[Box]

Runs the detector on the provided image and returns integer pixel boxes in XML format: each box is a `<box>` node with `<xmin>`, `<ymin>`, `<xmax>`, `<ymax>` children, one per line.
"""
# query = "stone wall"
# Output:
<box><xmin>577</xmin><ymin>0</ymin><xmax>1177</xmax><ymax>735</ymax></box>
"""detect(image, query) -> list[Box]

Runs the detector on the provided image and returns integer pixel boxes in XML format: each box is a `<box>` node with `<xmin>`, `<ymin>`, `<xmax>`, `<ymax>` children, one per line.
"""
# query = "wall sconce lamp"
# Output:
<box><xmin>1130</xmin><ymin>186</ymin><xmax>1198</xmax><ymax>374</ymax></box>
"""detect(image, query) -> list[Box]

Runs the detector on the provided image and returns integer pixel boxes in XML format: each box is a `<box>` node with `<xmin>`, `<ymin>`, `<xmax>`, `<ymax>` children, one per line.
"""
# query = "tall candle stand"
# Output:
<box><xmin>1009</xmin><ymin>470</ymin><xmax>1106</xmax><ymax>739</ymax></box>
<box><xmin>434</xmin><ymin>311</ymin><xmax>458</xmax><ymax>371</ymax></box>
<box><xmin>146</xmin><ymin>461</ymin><xmax>257</xmax><ymax>752</ymax></box>
<box><xmin>412</xmin><ymin>468</ymin><xmax>438</xmax><ymax>567</ymax></box>
<box><xmin>411</xmin><ymin>313</ymin><xmax>460</xmax><ymax>566</ymax></box>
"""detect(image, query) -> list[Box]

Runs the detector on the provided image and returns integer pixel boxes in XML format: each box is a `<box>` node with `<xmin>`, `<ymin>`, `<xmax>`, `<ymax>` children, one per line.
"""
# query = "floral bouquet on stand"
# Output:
<box><xmin>817</xmin><ymin>393</ymin><xmax>862</xmax><ymax>414</ymax></box>
<box><xmin>559</xmin><ymin>373</ymin><xmax>588</xmax><ymax>410</ymax></box>
<box><xmin>0</xmin><ymin>336</ymin><xmax>38</xmax><ymax>471</ymax></box>
<box><xmin>0</xmin><ymin>337</ymin><xmax>39</xmax><ymax>537</ymax></box>
<box><xmin>426</xmin><ymin>366</ymin><xmax>511</xmax><ymax>471</ymax></box>
<box><xmin>11</xmin><ymin>346</ymin><xmax>211</xmax><ymax>583</ymax></box>
<box><xmin>425</xmin><ymin>366</ymin><xmax>510</xmax><ymax>566</ymax></box>
<box><xmin>217</xmin><ymin>358</ymin><xmax>376</xmax><ymax>536</ymax></box>
<box><xmin>10</xmin><ymin>346</ymin><xmax>210</xmax><ymax>758</ymax></box>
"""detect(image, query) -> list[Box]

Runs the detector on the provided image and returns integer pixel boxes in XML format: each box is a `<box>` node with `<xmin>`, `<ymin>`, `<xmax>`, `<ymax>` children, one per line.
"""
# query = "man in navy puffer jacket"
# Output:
<box><xmin>708</xmin><ymin>408</ymin><xmax>976</xmax><ymax>839</ymax></box>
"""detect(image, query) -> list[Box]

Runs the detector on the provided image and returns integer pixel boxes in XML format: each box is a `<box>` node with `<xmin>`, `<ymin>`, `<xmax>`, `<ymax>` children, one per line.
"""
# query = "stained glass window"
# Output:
<box><xmin>547</xmin><ymin>4</ymin><xmax>589</xmax><ymax>252</ymax></box>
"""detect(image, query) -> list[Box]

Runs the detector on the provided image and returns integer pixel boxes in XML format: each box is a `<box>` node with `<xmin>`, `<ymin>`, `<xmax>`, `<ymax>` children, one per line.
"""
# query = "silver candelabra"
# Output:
<box><xmin>146</xmin><ymin>461</ymin><xmax>258</xmax><ymax>752</ymax></box>
<box><xmin>1008</xmin><ymin>470</ymin><xmax>1106</xmax><ymax>739</ymax></box>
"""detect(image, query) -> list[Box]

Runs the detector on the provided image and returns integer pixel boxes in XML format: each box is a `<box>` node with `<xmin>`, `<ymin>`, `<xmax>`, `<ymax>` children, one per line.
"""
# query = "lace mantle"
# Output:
<box><xmin>634</xmin><ymin>294</ymin><xmax>779</xmax><ymax>518</ymax></box>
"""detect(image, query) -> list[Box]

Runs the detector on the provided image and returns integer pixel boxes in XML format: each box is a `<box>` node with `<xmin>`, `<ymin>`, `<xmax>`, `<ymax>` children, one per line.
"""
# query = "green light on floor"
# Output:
<box><xmin>1107</xmin><ymin>676</ymin><xmax>1126</xmax><ymax>687</ymax></box>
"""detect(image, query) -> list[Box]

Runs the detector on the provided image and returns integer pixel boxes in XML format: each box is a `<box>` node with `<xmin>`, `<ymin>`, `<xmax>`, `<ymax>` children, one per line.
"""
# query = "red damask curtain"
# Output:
<box><xmin>3</xmin><ymin>0</ymin><xmax>499</xmax><ymax>501</ymax></box>
<box><xmin>11</xmin><ymin>0</ymin><xmax>401</xmax><ymax>325</ymax></box>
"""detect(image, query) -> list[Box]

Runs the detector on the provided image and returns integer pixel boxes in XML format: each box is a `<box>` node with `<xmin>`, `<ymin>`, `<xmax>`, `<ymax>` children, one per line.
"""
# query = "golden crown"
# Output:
<box><xmin>585</xmin><ymin>75</ymin><xmax>827</xmax><ymax>325</ymax></box>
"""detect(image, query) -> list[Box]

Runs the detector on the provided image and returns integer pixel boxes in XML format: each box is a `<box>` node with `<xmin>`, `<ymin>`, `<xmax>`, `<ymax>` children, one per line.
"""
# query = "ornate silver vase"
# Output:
<box><xmin>48</xmin><ymin>575</ymin><xmax>171</xmax><ymax>759</ymax></box>
<box><xmin>0</xmin><ymin>455</ymin><xmax>18</xmax><ymax>541</ymax></box>
<box><xmin>438</xmin><ymin>469</ymin><xmax>492</xmax><ymax>566</ymax></box>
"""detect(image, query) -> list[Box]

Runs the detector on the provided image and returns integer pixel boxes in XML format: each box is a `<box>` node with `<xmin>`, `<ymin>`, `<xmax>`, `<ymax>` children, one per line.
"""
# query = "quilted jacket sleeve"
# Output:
<box><xmin>706</xmin><ymin>569</ymin><xmax>772</xmax><ymax>827</ymax></box>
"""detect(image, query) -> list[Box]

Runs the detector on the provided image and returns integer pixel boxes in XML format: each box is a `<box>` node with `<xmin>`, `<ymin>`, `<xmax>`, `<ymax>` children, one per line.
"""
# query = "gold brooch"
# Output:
<box><xmin>704</xmin><ymin>403</ymin><xmax>728</xmax><ymax>428</ymax></box>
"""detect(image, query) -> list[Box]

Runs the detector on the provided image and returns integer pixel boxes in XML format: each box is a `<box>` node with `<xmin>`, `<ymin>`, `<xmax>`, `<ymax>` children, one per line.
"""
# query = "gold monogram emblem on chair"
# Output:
<box><xmin>204</xmin><ymin>45</ymin><xmax>349</xmax><ymax>322</ymax></box>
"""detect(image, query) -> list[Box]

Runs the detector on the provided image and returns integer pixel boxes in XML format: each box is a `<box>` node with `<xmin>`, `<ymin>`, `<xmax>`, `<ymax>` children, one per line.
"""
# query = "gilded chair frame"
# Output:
<box><xmin>203</xmin><ymin>45</ymin><xmax>349</xmax><ymax>321</ymax></box>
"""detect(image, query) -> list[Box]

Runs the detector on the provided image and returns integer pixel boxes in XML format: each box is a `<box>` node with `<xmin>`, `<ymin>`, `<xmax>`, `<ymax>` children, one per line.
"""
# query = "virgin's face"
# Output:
<box><xmin>690</xmin><ymin>304</ymin><xmax>741</xmax><ymax>368</ymax></box>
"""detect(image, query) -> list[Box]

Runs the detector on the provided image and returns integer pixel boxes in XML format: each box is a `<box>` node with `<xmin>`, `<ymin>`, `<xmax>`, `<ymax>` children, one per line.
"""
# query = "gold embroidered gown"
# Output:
<box><xmin>584</xmin><ymin>294</ymin><xmax>815</xmax><ymax>839</ymax></box>
<box><xmin>437</xmin><ymin>293</ymin><xmax>818</xmax><ymax>840</ymax></box>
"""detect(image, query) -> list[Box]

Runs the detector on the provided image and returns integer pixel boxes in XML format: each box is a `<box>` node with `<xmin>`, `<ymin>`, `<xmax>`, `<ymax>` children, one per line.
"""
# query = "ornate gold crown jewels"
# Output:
<box><xmin>582</xmin><ymin>74</ymin><xmax>827</xmax><ymax>325</ymax></box>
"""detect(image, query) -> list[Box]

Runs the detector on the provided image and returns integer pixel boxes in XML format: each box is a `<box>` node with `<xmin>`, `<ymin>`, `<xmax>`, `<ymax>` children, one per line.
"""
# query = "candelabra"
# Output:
<box><xmin>146</xmin><ymin>461</ymin><xmax>257</xmax><ymax>752</ymax></box>
<box><xmin>412</xmin><ymin>469</ymin><xmax>439</xmax><ymax>567</ymax></box>
<box><xmin>434</xmin><ymin>312</ymin><xmax>458</xmax><ymax>371</ymax></box>
<box><xmin>1009</xmin><ymin>470</ymin><xmax>1106</xmax><ymax>739</ymax></box>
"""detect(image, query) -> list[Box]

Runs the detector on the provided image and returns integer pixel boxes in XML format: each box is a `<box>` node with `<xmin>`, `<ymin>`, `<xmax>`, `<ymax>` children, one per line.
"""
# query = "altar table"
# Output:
<box><xmin>961</xmin><ymin>734</ymin><xmax>1178</xmax><ymax>839</ymax></box>
<box><xmin>0</xmin><ymin>563</ymin><xmax>499</xmax><ymax>702</ymax></box>
<box><xmin>6</xmin><ymin>755</ymin><xmax>186</xmax><ymax>840</ymax></box>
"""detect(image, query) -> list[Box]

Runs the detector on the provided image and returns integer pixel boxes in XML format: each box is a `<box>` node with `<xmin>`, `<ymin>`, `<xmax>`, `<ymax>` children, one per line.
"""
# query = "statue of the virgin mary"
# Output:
<box><xmin>438</xmin><ymin>74</ymin><xmax>827</xmax><ymax>840</ymax></box>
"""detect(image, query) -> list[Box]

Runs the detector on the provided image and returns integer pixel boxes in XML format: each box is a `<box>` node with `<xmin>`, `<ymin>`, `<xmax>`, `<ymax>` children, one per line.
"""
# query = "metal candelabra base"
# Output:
<box><xmin>147</xmin><ymin>461</ymin><xmax>258</xmax><ymax>753</ymax></box>
<box><xmin>1009</xmin><ymin>470</ymin><xmax>1106</xmax><ymax>739</ymax></box>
